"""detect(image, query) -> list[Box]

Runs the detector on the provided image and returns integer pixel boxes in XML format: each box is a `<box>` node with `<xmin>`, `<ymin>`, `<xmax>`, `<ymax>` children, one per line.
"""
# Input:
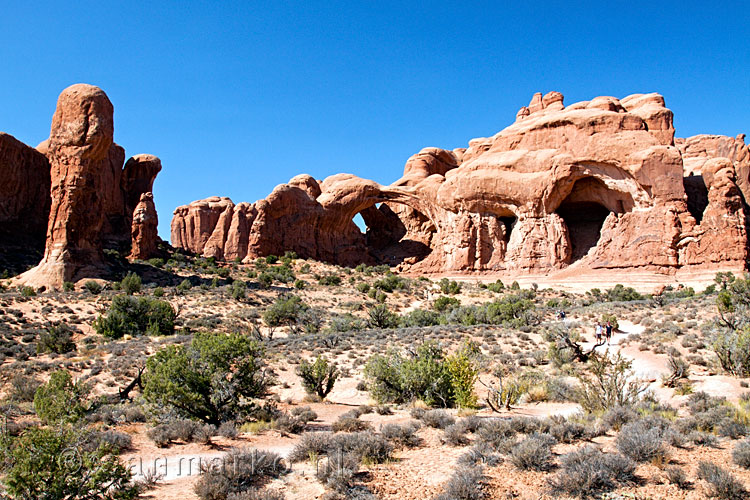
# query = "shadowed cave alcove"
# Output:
<box><xmin>554</xmin><ymin>177</ymin><xmax>632</xmax><ymax>263</ymax></box>
<box><xmin>683</xmin><ymin>174</ymin><xmax>708</xmax><ymax>223</ymax></box>
<box><xmin>498</xmin><ymin>215</ymin><xmax>517</xmax><ymax>244</ymax></box>
<box><xmin>356</xmin><ymin>203</ymin><xmax>434</xmax><ymax>266</ymax></box>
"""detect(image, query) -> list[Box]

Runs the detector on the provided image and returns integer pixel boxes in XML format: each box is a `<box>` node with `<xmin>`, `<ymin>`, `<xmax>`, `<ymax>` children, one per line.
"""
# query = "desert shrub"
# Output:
<box><xmin>616</xmin><ymin>419</ymin><xmax>670</xmax><ymax>463</ymax></box>
<box><xmin>332</xmin><ymin>413</ymin><xmax>371</xmax><ymax>433</ymax></box>
<box><xmin>265</xmin><ymin>255</ymin><xmax>278</xmax><ymax>264</ymax></box>
<box><xmin>665</xmin><ymin>466</ymin><xmax>691</xmax><ymax>489</ymax></box>
<box><xmin>145</xmin><ymin>424</ymin><xmax>171</xmax><ymax>447</ymax></box>
<box><xmin>84</xmin><ymin>280</ymin><xmax>103</xmax><ymax>294</ymax></box>
<box><xmin>37</xmin><ymin>323</ymin><xmax>76</xmax><ymax>354</ymax></box>
<box><xmin>510</xmin><ymin>433</ymin><xmax>554</xmax><ymax>470</ymax></box>
<box><xmin>381</xmin><ymin>421</ymin><xmax>422</xmax><ymax>448</ymax></box>
<box><xmin>549</xmin><ymin>420</ymin><xmax>585</xmax><ymax>444</ymax></box>
<box><xmin>20</xmin><ymin>286</ymin><xmax>36</xmax><ymax>297</ymax></box>
<box><xmin>256</xmin><ymin>272</ymin><xmax>273</xmax><ymax>289</ymax></box>
<box><xmin>548</xmin><ymin>445</ymin><xmax>636</xmax><ymax>498</ymax></box>
<box><xmin>262</xmin><ymin>294</ymin><xmax>307</xmax><ymax>328</ymax></box>
<box><xmin>545</xmin><ymin>376</ymin><xmax>576</xmax><ymax>402</ymax></box>
<box><xmin>421</xmin><ymin>409</ymin><xmax>456</xmax><ymax>429</ymax></box>
<box><xmin>433</xmin><ymin>465</ymin><xmax>485</xmax><ymax>500</ymax></box>
<box><xmin>575</xmin><ymin>352</ymin><xmax>649</xmax><ymax>412</ymax></box>
<box><xmin>316</xmin><ymin>452</ymin><xmax>359</xmax><ymax>493</ymax></box>
<box><xmin>433</xmin><ymin>296</ymin><xmax>460</xmax><ymax>312</ymax></box>
<box><xmin>372</xmin><ymin>273</ymin><xmax>407</xmax><ymax>293</ymax></box>
<box><xmin>147</xmin><ymin>419</ymin><xmax>204</xmax><ymax>447</ymax></box>
<box><xmin>364</xmin><ymin>341</ymin><xmax>453</xmax><ymax>406</ymax></box>
<box><xmin>327</xmin><ymin>432</ymin><xmax>393</xmax><ymax>463</ymax></box>
<box><xmin>445</xmin><ymin>341</ymin><xmax>480</xmax><ymax>408</ymax></box>
<box><xmin>33</xmin><ymin>370</ymin><xmax>89</xmax><ymax>424</ymax></box>
<box><xmin>274</xmin><ymin>411</ymin><xmax>314</xmax><ymax>435</ymax></box>
<box><xmin>289</xmin><ymin>432</ymin><xmax>332</xmax><ymax>463</ymax></box>
<box><xmin>599</xmin><ymin>313</ymin><xmax>619</xmax><ymax>330</ymax></box>
<box><xmin>194</xmin><ymin>449</ymin><xmax>285</xmax><ymax>500</ymax></box>
<box><xmin>367</xmin><ymin>304</ymin><xmax>399</xmax><ymax>329</ymax></box>
<box><xmin>0</xmin><ymin>426</ymin><xmax>137</xmax><ymax>499</ymax></box>
<box><xmin>8</xmin><ymin>374</ymin><xmax>41</xmax><ymax>402</ymax></box>
<box><xmin>476</xmin><ymin>418</ymin><xmax>516</xmax><ymax>450</ymax></box>
<box><xmin>713</xmin><ymin>328</ymin><xmax>750</xmax><ymax>377</ymax></box>
<box><xmin>291</xmin><ymin>405</ymin><xmax>318</xmax><ymax>422</ymax></box>
<box><xmin>374</xmin><ymin>404</ymin><xmax>393</xmax><ymax>415</ymax></box>
<box><xmin>443</xmin><ymin>423</ymin><xmax>470</xmax><ymax>446</ymax></box>
<box><xmin>689</xmin><ymin>431</ymin><xmax>719</xmax><ymax>447</ymax></box>
<box><xmin>318</xmin><ymin>274</ymin><xmax>342</xmax><ymax>286</ymax></box>
<box><xmin>457</xmin><ymin>443</ymin><xmax>503</xmax><ymax>467</ymax></box>
<box><xmin>153</xmin><ymin>286</ymin><xmax>165</xmax><ymax>297</ymax></box>
<box><xmin>99</xmin><ymin>430</ymin><xmax>133</xmax><ymax>452</ymax></box>
<box><xmin>446</xmin><ymin>292</ymin><xmax>537</xmax><ymax>328</ymax></box>
<box><xmin>401</xmin><ymin>308</ymin><xmax>442</xmax><ymax>327</ymax></box>
<box><xmin>94</xmin><ymin>295</ymin><xmax>176</xmax><ymax>338</ymax></box>
<box><xmin>697</xmin><ymin>461</ymin><xmax>748</xmax><ymax>500</ymax></box>
<box><xmin>143</xmin><ymin>332</ymin><xmax>270</xmax><ymax>425</ymax></box>
<box><xmin>364</xmin><ymin>341</ymin><xmax>477</xmax><ymax>408</ymax></box>
<box><xmin>509</xmin><ymin>416</ymin><xmax>542</xmax><ymax>435</ymax></box>
<box><xmin>486</xmin><ymin>279</ymin><xmax>505</xmax><ymax>293</ymax></box>
<box><xmin>231</xmin><ymin>280</ymin><xmax>247</xmax><ymax>300</ymax></box>
<box><xmin>297</xmin><ymin>356</ymin><xmax>339</xmax><ymax>399</ymax></box>
<box><xmin>602</xmin><ymin>405</ymin><xmax>638</xmax><ymax>432</ymax></box>
<box><xmin>687</xmin><ymin>391</ymin><xmax>727</xmax><ymax>414</ymax></box>
<box><xmin>712</xmin><ymin>275</ymin><xmax>750</xmax><ymax>376</ymax></box>
<box><xmin>732</xmin><ymin>438</ymin><xmax>750</xmax><ymax>468</ymax></box>
<box><xmin>439</xmin><ymin>278</ymin><xmax>462</xmax><ymax>295</ymax></box>
<box><xmin>717</xmin><ymin>419</ymin><xmax>747</xmax><ymax>439</ymax></box>
<box><xmin>178</xmin><ymin>278</ymin><xmax>193</xmax><ymax>291</ymax></box>
<box><xmin>195</xmin><ymin>424</ymin><xmax>218</xmax><ymax>444</ymax></box>
<box><xmin>120</xmin><ymin>272</ymin><xmax>142</xmax><ymax>295</ymax></box>
<box><xmin>226</xmin><ymin>489</ymin><xmax>285</xmax><ymax>500</ymax></box>
<box><xmin>606</xmin><ymin>284</ymin><xmax>643</xmax><ymax>302</ymax></box>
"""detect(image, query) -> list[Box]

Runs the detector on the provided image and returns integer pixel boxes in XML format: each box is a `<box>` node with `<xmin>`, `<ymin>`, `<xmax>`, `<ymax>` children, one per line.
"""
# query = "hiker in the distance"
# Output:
<box><xmin>605</xmin><ymin>321</ymin><xmax>613</xmax><ymax>345</ymax></box>
<box><xmin>595</xmin><ymin>322</ymin><xmax>603</xmax><ymax>344</ymax></box>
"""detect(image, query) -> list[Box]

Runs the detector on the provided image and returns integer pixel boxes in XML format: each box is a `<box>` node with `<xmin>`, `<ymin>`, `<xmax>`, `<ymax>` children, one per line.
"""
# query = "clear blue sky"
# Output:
<box><xmin>1</xmin><ymin>1</ymin><xmax>748</xmax><ymax>239</ymax></box>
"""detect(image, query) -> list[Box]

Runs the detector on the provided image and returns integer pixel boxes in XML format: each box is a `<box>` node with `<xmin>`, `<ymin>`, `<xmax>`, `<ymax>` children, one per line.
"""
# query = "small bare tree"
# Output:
<box><xmin>480</xmin><ymin>373</ymin><xmax>527</xmax><ymax>412</ymax></box>
<box><xmin>545</xmin><ymin>323</ymin><xmax>604</xmax><ymax>363</ymax></box>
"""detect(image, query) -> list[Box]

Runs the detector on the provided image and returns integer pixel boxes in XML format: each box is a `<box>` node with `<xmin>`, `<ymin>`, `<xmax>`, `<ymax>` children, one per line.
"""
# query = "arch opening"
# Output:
<box><xmin>355</xmin><ymin>202</ymin><xmax>435</xmax><ymax>267</ymax></box>
<box><xmin>554</xmin><ymin>177</ymin><xmax>628</xmax><ymax>262</ymax></box>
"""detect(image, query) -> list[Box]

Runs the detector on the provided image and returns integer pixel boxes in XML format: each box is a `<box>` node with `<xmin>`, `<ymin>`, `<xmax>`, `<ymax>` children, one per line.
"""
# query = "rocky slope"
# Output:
<box><xmin>172</xmin><ymin>91</ymin><xmax>750</xmax><ymax>274</ymax></box>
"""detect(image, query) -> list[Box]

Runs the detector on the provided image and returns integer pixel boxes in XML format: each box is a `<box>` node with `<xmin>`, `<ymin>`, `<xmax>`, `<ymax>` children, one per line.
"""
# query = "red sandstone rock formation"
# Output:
<box><xmin>129</xmin><ymin>192</ymin><xmax>159</xmax><ymax>260</ymax></box>
<box><xmin>171</xmin><ymin>91</ymin><xmax>748</xmax><ymax>275</ymax></box>
<box><xmin>6</xmin><ymin>84</ymin><xmax>163</xmax><ymax>288</ymax></box>
<box><xmin>0</xmin><ymin>133</ymin><xmax>50</xmax><ymax>245</ymax></box>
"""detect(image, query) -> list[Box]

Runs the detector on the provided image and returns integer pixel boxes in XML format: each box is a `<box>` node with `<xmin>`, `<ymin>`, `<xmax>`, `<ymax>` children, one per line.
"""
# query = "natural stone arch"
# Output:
<box><xmin>551</xmin><ymin>176</ymin><xmax>636</xmax><ymax>262</ymax></box>
<box><xmin>357</xmin><ymin>201</ymin><xmax>436</xmax><ymax>267</ymax></box>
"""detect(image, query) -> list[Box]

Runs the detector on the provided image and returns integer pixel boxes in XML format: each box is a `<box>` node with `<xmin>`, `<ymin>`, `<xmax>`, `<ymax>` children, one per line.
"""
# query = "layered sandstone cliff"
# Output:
<box><xmin>170</xmin><ymin>91</ymin><xmax>748</xmax><ymax>274</ymax></box>
<box><xmin>1</xmin><ymin>84</ymin><xmax>163</xmax><ymax>288</ymax></box>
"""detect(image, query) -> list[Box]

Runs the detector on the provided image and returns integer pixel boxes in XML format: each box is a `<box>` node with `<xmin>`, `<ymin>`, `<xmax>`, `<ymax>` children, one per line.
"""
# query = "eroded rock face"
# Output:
<box><xmin>9</xmin><ymin>84</ymin><xmax>163</xmax><ymax>288</ymax></box>
<box><xmin>0</xmin><ymin>133</ymin><xmax>51</xmax><ymax>271</ymax></box>
<box><xmin>171</xmin><ymin>92</ymin><xmax>749</xmax><ymax>274</ymax></box>
<box><xmin>129</xmin><ymin>192</ymin><xmax>159</xmax><ymax>260</ymax></box>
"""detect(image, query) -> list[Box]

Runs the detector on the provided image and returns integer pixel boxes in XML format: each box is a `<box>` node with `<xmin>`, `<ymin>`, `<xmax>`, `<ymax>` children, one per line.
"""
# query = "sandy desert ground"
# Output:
<box><xmin>2</xmin><ymin>254</ymin><xmax>750</xmax><ymax>500</ymax></box>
